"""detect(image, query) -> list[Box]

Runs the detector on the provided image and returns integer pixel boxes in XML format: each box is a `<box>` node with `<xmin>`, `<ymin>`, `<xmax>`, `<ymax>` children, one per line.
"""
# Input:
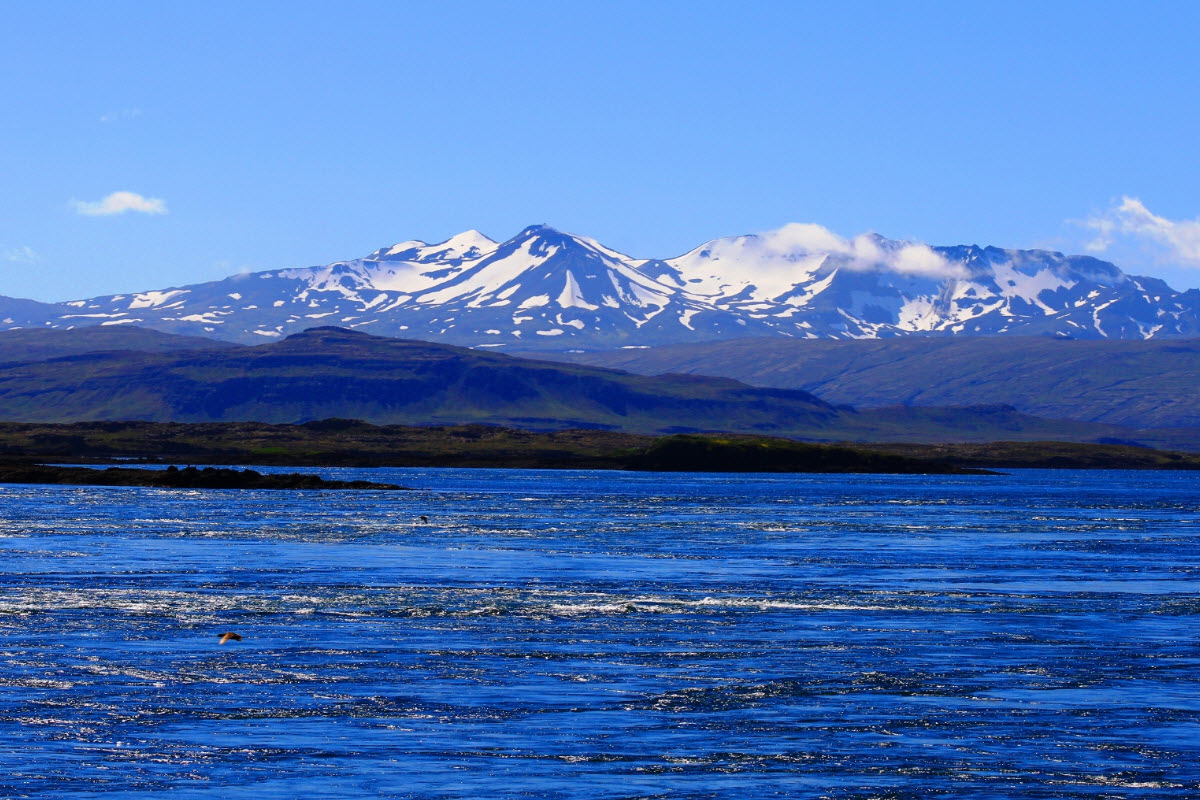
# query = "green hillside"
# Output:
<box><xmin>557</xmin><ymin>336</ymin><xmax>1200</xmax><ymax>429</ymax></box>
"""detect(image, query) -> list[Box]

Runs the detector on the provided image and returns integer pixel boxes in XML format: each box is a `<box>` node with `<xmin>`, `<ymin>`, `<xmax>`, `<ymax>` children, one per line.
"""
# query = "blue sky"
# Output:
<box><xmin>3</xmin><ymin>1</ymin><xmax>1199</xmax><ymax>300</ymax></box>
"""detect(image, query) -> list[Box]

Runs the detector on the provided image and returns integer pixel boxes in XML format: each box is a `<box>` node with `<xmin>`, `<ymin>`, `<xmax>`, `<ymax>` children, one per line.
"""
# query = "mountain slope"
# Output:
<box><xmin>557</xmin><ymin>335</ymin><xmax>1200</xmax><ymax>429</ymax></box>
<box><xmin>2</xmin><ymin>224</ymin><xmax>1198</xmax><ymax>349</ymax></box>
<box><xmin>0</xmin><ymin>325</ymin><xmax>1179</xmax><ymax>447</ymax></box>
<box><xmin>0</xmin><ymin>326</ymin><xmax>235</xmax><ymax>365</ymax></box>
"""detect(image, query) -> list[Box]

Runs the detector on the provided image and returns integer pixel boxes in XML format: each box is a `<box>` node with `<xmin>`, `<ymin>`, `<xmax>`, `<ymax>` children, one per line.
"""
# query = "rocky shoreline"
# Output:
<box><xmin>0</xmin><ymin>463</ymin><xmax>405</xmax><ymax>490</ymax></box>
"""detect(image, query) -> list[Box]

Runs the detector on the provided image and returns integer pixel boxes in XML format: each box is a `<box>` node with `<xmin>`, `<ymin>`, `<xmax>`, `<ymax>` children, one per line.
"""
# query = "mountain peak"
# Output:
<box><xmin>369</xmin><ymin>229</ymin><xmax>497</xmax><ymax>263</ymax></box>
<box><xmin>514</xmin><ymin>223</ymin><xmax>574</xmax><ymax>243</ymax></box>
<box><xmin>443</xmin><ymin>229</ymin><xmax>497</xmax><ymax>249</ymax></box>
<box><xmin>508</xmin><ymin>224</ymin><xmax>628</xmax><ymax>261</ymax></box>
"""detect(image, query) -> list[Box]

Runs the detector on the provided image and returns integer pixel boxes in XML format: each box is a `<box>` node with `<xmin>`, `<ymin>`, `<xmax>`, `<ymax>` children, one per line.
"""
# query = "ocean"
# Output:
<box><xmin>2</xmin><ymin>467</ymin><xmax>1198</xmax><ymax>798</ymax></box>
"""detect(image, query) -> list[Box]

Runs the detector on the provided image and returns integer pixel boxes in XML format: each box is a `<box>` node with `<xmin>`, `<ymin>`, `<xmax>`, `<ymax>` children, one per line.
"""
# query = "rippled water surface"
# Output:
<box><xmin>3</xmin><ymin>468</ymin><xmax>1199</xmax><ymax>798</ymax></box>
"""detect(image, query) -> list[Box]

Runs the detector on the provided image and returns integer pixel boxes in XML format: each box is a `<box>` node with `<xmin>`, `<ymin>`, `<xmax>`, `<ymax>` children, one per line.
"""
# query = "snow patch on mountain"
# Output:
<box><xmin>129</xmin><ymin>290</ymin><xmax>189</xmax><ymax>309</ymax></box>
<box><xmin>557</xmin><ymin>271</ymin><xmax>598</xmax><ymax>310</ymax></box>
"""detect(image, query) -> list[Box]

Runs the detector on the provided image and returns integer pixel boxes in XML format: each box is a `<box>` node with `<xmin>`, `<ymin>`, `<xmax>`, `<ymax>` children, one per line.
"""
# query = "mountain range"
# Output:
<box><xmin>4</xmin><ymin>224</ymin><xmax>1198</xmax><ymax>349</ymax></box>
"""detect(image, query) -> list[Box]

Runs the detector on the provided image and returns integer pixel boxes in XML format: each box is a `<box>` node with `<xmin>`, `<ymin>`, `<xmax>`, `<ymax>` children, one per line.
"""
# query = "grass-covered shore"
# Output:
<box><xmin>0</xmin><ymin>419</ymin><xmax>1197</xmax><ymax>475</ymax></box>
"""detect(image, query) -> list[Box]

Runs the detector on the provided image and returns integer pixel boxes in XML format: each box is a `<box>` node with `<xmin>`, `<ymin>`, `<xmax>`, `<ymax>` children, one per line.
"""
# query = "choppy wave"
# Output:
<box><xmin>2</xmin><ymin>467</ymin><xmax>1199</xmax><ymax>797</ymax></box>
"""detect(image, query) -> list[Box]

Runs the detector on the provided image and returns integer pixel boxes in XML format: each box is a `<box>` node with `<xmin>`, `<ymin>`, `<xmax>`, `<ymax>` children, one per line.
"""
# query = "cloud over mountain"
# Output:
<box><xmin>761</xmin><ymin>223</ymin><xmax>962</xmax><ymax>279</ymax></box>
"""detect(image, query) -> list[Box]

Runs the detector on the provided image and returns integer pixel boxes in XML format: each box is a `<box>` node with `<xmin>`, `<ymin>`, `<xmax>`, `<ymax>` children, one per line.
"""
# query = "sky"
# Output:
<box><xmin>2</xmin><ymin>0</ymin><xmax>1200</xmax><ymax>301</ymax></box>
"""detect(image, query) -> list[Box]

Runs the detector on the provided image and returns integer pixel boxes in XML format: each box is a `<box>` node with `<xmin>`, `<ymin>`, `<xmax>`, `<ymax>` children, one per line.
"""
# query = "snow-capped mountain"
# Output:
<box><xmin>3</xmin><ymin>223</ymin><xmax>1198</xmax><ymax>349</ymax></box>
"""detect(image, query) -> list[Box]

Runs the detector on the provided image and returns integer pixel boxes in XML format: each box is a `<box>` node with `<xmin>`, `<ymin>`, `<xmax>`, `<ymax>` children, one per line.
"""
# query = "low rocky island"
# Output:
<box><xmin>0</xmin><ymin>463</ymin><xmax>405</xmax><ymax>490</ymax></box>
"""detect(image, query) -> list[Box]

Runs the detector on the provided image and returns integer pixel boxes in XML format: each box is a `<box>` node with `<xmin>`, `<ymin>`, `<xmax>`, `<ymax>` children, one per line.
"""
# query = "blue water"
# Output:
<box><xmin>2</xmin><ymin>468</ymin><xmax>1199</xmax><ymax>798</ymax></box>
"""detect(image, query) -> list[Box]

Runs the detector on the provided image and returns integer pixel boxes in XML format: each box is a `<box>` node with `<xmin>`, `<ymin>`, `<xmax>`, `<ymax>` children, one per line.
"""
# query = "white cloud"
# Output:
<box><xmin>99</xmin><ymin>108</ymin><xmax>143</xmax><ymax>123</ymax></box>
<box><xmin>72</xmin><ymin>191</ymin><xmax>168</xmax><ymax>217</ymax></box>
<box><xmin>885</xmin><ymin>241</ymin><xmax>963</xmax><ymax>278</ymax></box>
<box><xmin>762</xmin><ymin>222</ymin><xmax>847</xmax><ymax>254</ymax></box>
<box><xmin>759</xmin><ymin>223</ymin><xmax>965</xmax><ymax>279</ymax></box>
<box><xmin>3</xmin><ymin>245</ymin><xmax>39</xmax><ymax>264</ymax></box>
<box><xmin>1084</xmin><ymin>197</ymin><xmax>1200</xmax><ymax>266</ymax></box>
